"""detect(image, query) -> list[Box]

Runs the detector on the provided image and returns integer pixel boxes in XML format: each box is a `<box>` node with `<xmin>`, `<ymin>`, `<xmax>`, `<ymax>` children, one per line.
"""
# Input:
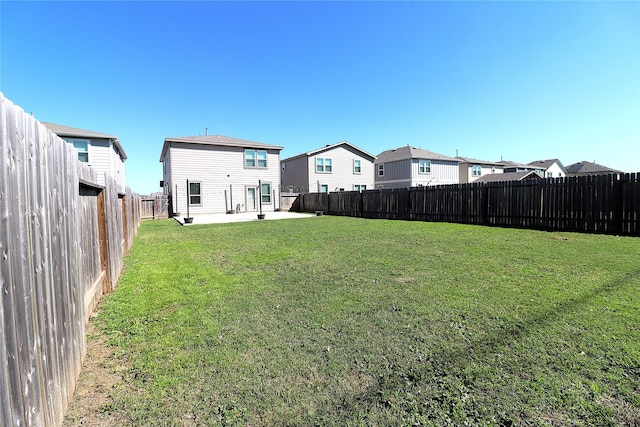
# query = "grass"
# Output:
<box><xmin>96</xmin><ymin>216</ymin><xmax>639</xmax><ymax>426</ymax></box>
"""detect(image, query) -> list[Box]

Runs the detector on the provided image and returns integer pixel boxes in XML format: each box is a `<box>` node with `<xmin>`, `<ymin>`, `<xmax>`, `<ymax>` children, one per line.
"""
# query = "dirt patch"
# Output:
<box><xmin>62</xmin><ymin>314</ymin><xmax>127</xmax><ymax>427</ymax></box>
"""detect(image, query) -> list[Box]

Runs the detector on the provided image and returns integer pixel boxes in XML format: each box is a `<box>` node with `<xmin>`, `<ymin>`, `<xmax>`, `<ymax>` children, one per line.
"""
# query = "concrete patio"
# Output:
<box><xmin>173</xmin><ymin>211</ymin><xmax>316</xmax><ymax>225</ymax></box>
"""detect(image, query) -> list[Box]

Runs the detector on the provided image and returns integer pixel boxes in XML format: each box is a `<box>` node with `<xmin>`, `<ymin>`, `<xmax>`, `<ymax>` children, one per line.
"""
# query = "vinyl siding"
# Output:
<box><xmin>308</xmin><ymin>145</ymin><xmax>375</xmax><ymax>192</ymax></box>
<box><xmin>167</xmin><ymin>142</ymin><xmax>281</xmax><ymax>214</ymax></box>
<box><xmin>280</xmin><ymin>156</ymin><xmax>309</xmax><ymax>192</ymax></box>
<box><xmin>87</xmin><ymin>138</ymin><xmax>126</xmax><ymax>191</ymax></box>
<box><xmin>376</xmin><ymin>159</ymin><xmax>459</xmax><ymax>188</ymax></box>
<box><xmin>459</xmin><ymin>163</ymin><xmax>504</xmax><ymax>183</ymax></box>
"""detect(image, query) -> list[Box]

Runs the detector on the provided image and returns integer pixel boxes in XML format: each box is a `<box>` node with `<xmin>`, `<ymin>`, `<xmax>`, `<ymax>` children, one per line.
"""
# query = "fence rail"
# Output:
<box><xmin>1</xmin><ymin>93</ymin><xmax>142</xmax><ymax>426</ymax></box>
<box><xmin>292</xmin><ymin>174</ymin><xmax>640</xmax><ymax>236</ymax></box>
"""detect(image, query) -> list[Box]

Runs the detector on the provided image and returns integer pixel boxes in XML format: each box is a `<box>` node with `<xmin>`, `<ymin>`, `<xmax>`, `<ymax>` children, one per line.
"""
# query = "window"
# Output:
<box><xmin>316</xmin><ymin>157</ymin><xmax>332</xmax><ymax>173</ymax></box>
<box><xmin>353</xmin><ymin>159</ymin><xmax>361</xmax><ymax>174</ymax></box>
<box><xmin>491</xmin><ymin>166</ymin><xmax>496</xmax><ymax>174</ymax></box>
<box><xmin>419</xmin><ymin>159</ymin><xmax>431</xmax><ymax>174</ymax></box>
<box><xmin>281</xmin><ymin>162</ymin><xmax>286</xmax><ymax>171</ymax></box>
<box><xmin>354</xmin><ymin>184</ymin><xmax>367</xmax><ymax>191</ymax></box>
<box><xmin>261</xmin><ymin>182</ymin><xmax>271</xmax><ymax>204</ymax></box>
<box><xmin>378</xmin><ymin>164</ymin><xmax>384</xmax><ymax>176</ymax></box>
<box><xmin>472</xmin><ymin>165</ymin><xmax>482</xmax><ymax>177</ymax></box>
<box><xmin>547</xmin><ymin>171</ymin><xmax>553</xmax><ymax>178</ymax></box>
<box><xmin>66</xmin><ymin>138</ymin><xmax>90</xmax><ymax>162</ymax></box>
<box><xmin>189</xmin><ymin>181</ymin><xmax>202</xmax><ymax>206</ymax></box>
<box><xmin>245</xmin><ymin>149</ymin><xmax>267</xmax><ymax>168</ymax></box>
<box><xmin>320</xmin><ymin>184</ymin><xmax>329</xmax><ymax>193</ymax></box>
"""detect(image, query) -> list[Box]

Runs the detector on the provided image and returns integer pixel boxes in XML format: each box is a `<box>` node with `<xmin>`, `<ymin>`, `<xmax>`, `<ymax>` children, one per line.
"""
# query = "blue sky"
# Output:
<box><xmin>2</xmin><ymin>1</ymin><xmax>638</xmax><ymax>195</ymax></box>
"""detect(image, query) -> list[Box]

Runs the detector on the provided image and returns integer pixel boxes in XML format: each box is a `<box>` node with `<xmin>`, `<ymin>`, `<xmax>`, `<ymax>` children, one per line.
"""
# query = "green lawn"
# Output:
<box><xmin>95</xmin><ymin>217</ymin><xmax>639</xmax><ymax>426</ymax></box>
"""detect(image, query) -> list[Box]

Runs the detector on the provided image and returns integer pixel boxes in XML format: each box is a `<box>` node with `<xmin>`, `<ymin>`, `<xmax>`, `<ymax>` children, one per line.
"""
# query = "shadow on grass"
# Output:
<box><xmin>346</xmin><ymin>268</ymin><xmax>640</xmax><ymax>423</ymax></box>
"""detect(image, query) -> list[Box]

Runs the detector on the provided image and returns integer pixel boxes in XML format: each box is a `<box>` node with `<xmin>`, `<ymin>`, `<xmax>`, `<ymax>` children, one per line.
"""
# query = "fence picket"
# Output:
<box><xmin>0</xmin><ymin>93</ymin><xmax>144</xmax><ymax>426</ymax></box>
<box><xmin>293</xmin><ymin>174</ymin><xmax>640</xmax><ymax>236</ymax></box>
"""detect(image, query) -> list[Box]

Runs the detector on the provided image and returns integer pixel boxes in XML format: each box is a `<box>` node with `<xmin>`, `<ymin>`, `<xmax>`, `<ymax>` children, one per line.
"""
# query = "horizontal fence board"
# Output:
<box><xmin>293</xmin><ymin>173</ymin><xmax>640</xmax><ymax>236</ymax></box>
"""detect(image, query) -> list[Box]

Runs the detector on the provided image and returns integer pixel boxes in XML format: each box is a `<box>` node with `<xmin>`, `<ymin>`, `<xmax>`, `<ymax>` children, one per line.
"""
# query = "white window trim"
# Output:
<box><xmin>188</xmin><ymin>181</ymin><xmax>202</xmax><ymax>206</ymax></box>
<box><xmin>419</xmin><ymin>159</ymin><xmax>431</xmax><ymax>174</ymax></box>
<box><xmin>353</xmin><ymin>159</ymin><xmax>361</xmax><ymax>174</ymax></box>
<box><xmin>316</xmin><ymin>157</ymin><xmax>333</xmax><ymax>173</ymax></box>
<box><xmin>245</xmin><ymin>149</ymin><xmax>268</xmax><ymax>169</ymax></box>
<box><xmin>378</xmin><ymin>164</ymin><xmax>384</xmax><ymax>176</ymax></box>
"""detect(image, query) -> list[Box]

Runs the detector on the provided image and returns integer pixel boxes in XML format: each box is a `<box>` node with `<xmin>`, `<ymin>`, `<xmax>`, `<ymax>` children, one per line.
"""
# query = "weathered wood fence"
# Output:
<box><xmin>0</xmin><ymin>93</ymin><xmax>141</xmax><ymax>426</ymax></box>
<box><xmin>140</xmin><ymin>195</ymin><xmax>169</xmax><ymax>220</ymax></box>
<box><xmin>292</xmin><ymin>174</ymin><xmax>640</xmax><ymax>236</ymax></box>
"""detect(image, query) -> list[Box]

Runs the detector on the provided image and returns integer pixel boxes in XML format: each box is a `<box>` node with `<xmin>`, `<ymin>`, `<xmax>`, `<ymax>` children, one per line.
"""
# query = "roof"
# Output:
<box><xmin>281</xmin><ymin>141</ymin><xmax>376</xmax><ymax>162</ymax></box>
<box><xmin>500</xmin><ymin>159</ymin><xmax>534</xmax><ymax>169</ymax></box>
<box><xmin>160</xmin><ymin>135</ymin><xmax>284</xmax><ymax>162</ymax></box>
<box><xmin>43</xmin><ymin>122</ymin><xmax>127</xmax><ymax>160</ymax></box>
<box><xmin>473</xmin><ymin>170</ymin><xmax>541</xmax><ymax>183</ymax></box>
<box><xmin>527</xmin><ymin>159</ymin><xmax>563</xmax><ymax>170</ymax></box>
<box><xmin>566</xmin><ymin>160</ymin><xmax>622</xmax><ymax>175</ymax></box>
<box><xmin>376</xmin><ymin>146</ymin><xmax>459</xmax><ymax>163</ymax></box>
<box><xmin>456</xmin><ymin>156</ymin><xmax>505</xmax><ymax>166</ymax></box>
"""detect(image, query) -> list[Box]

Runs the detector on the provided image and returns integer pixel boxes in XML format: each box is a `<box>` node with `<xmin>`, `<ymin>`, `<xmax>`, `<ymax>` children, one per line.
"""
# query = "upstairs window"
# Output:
<box><xmin>245</xmin><ymin>149</ymin><xmax>267</xmax><ymax>168</ymax></box>
<box><xmin>316</xmin><ymin>157</ymin><xmax>332</xmax><ymax>173</ymax></box>
<box><xmin>66</xmin><ymin>138</ymin><xmax>90</xmax><ymax>162</ymax></box>
<box><xmin>419</xmin><ymin>159</ymin><xmax>431</xmax><ymax>174</ymax></box>
<box><xmin>378</xmin><ymin>164</ymin><xmax>384</xmax><ymax>176</ymax></box>
<box><xmin>472</xmin><ymin>165</ymin><xmax>482</xmax><ymax>176</ymax></box>
<box><xmin>353</xmin><ymin>159</ymin><xmax>361</xmax><ymax>174</ymax></box>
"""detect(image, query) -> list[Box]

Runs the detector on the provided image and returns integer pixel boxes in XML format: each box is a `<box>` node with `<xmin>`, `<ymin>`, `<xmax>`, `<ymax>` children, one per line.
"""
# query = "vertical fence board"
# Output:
<box><xmin>292</xmin><ymin>174</ymin><xmax>640</xmax><ymax>236</ymax></box>
<box><xmin>1</xmin><ymin>93</ymin><xmax>144</xmax><ymax>427</ymax></box>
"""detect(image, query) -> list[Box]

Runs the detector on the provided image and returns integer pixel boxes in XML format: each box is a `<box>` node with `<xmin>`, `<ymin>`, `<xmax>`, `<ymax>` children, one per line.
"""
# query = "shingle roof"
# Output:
<box><xmin>281</xmin><ymin>141</ymin><xmax>376</xmax><ymax>162</ymax></box>
<box><xmin>565</xmin><ymin>160</ymin><xmax>622</xmax><ymax>174</ymax></box>
<box><xmin>473</xmin><ymin>170</ymin><xmax>541</xmax><ymax>183</ymax></box>
<box><xmin>376</xmin><ymin>146</ymin><xmax>459</xmax><ymax>163</ymax></box>
<box><xmin>527</xmin><ymin>159</ymin><xmax>562</xmax><ymax>170</ymax></box>
<box><xmin>456</xmin><ymin>156</ymin><xmax>505</xmax><ymax>166</ymax></box>
<box><xmin>160</xmin><ymin>135</ymin><xmax>283</xmax><ymax>162</ymax></box>
<box><xmin>42</xmin><ymin>122</ymin><xmax>127</xmax><ymax>160</ymax></box>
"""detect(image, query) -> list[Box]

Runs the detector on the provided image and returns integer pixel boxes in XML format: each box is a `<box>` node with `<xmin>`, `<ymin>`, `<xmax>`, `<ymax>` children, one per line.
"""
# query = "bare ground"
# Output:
<box><xmin>62</xmin><ymin>314</ymin><xmax>127</xmax><ymax>427</ymax></box>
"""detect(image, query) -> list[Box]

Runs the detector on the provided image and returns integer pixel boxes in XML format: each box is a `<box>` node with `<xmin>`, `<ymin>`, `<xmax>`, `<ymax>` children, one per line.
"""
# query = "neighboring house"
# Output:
<box><xmin>43</xmin><ymin>122</ymin><xmax>127</xmax><ymax>191</ymax></box>
<box><xmin>374</xmin><ymin>146</ymin><xmax>460</xmax><ymax>189</ymax></box>
<box><xmin>528</xmin><ymin>159</ymin><xmax>567</xmax><ymax>178</ymax></box>
<box><xmin>501</xmin><ymin>160</ymin><xmax>542</xmax><ymax>175</ymax></box>
<box><xmin>566</xmin><ymin>161</ymin><xmax>623</xmax><ymax>177</ymax></box>
<box><xmin>280</xmin><ymin>141</ymin><xmax>376</xmax><ymax>193</ymax></box>
<box><xmin>473</xmin><ymin>170</ymin><xmax>541</xmax><ymax>183</ymax></box>
<box><xmin>160</xmin><ymin>135</ymin><xmax>283</xmax><ymax>215</ymax></box>
<box><xmin>456</xmin><ymin>157</ymin><xmax>504</xmax><ymax>183</ymax></box>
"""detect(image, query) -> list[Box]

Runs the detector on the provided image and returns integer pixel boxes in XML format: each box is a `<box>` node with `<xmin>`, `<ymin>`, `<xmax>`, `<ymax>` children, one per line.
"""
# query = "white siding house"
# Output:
<box><xmin>374</xmin><ymin>146</ymin><xmax>460</xmax><ymax>189</ymax></box>
<box><xmin>160</xmin><ymin>135</ymin><xmax>283</xmax><ymax>216</ymax></box>
<box><xmin>528</xmin><ymin>159</ymin><xmax>567</xmax><ymax>178</ymax></box>
<box><xmin>43</xmin><ymin>122</ymin><xmax>127</xmax><ymax>191</ymax></box>
<box><xmin>280</xmin><ymin>141</ymin><xmax>376</xmax><ymax>193</ymax></box>
<box><xmin>457</xmin><ymin>157</ymin><xmax>504</xmax><ymax>183</ymax></box>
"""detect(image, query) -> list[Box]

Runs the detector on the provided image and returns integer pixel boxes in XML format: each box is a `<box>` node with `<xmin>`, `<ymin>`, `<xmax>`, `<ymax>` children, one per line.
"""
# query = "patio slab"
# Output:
<box><xmin>173</xmin><ymin>211</ymin><xmax>315</xmax><ymax>225</ymax></box>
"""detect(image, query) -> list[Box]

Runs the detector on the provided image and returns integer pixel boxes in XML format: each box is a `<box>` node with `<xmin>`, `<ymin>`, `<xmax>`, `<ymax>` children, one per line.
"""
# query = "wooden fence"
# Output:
<box><xmin>140</xmin><ymin>195</ymin><xmax>169</xmax><ymax>220</ymax></box>
<box><xmin>292</xmin><ymin>174</ymin><xmax>640</xmax><ymax>236</ymax></box>
<box><xmin>0</xmin><ymin>93</ymin><xmax>141</xmax><ymax>426</ymax></box>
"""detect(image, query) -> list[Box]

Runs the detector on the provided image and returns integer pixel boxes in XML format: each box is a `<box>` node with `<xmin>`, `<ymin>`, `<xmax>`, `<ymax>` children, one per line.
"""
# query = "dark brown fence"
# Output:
<box><xmin>292</xmin><ymin>174</ymin><xmax>640</xmax><ymax>236</ymax></box>
<box><xmin>1</xmin><ymin>93</ymin><xmax>142</xmax><ymax>426</ymax></box>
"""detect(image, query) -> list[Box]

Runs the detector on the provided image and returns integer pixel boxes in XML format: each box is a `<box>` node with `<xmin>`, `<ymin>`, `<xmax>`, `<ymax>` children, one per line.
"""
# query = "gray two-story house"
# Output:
<box><xmin>160</xmin><ymin>135</ymin><xmax>283</xmax><ymax>215</ymax></box>
<box><xmin>280</xmin><ymin>141</ymin><xmax>376</xmax><ymax>193</ymax></box>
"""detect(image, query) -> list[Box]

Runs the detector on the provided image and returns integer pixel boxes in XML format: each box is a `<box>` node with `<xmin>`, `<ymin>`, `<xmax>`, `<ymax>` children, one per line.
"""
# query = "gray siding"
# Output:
<box><xmin>281</xmin><ymin>156</ymin><xmax>309</xmax><ymax>192</ymax></box>
<box><xmin>167</xmin><ymin>143</ymin><xmax>281</xmax><ymax>214</ymax></box>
